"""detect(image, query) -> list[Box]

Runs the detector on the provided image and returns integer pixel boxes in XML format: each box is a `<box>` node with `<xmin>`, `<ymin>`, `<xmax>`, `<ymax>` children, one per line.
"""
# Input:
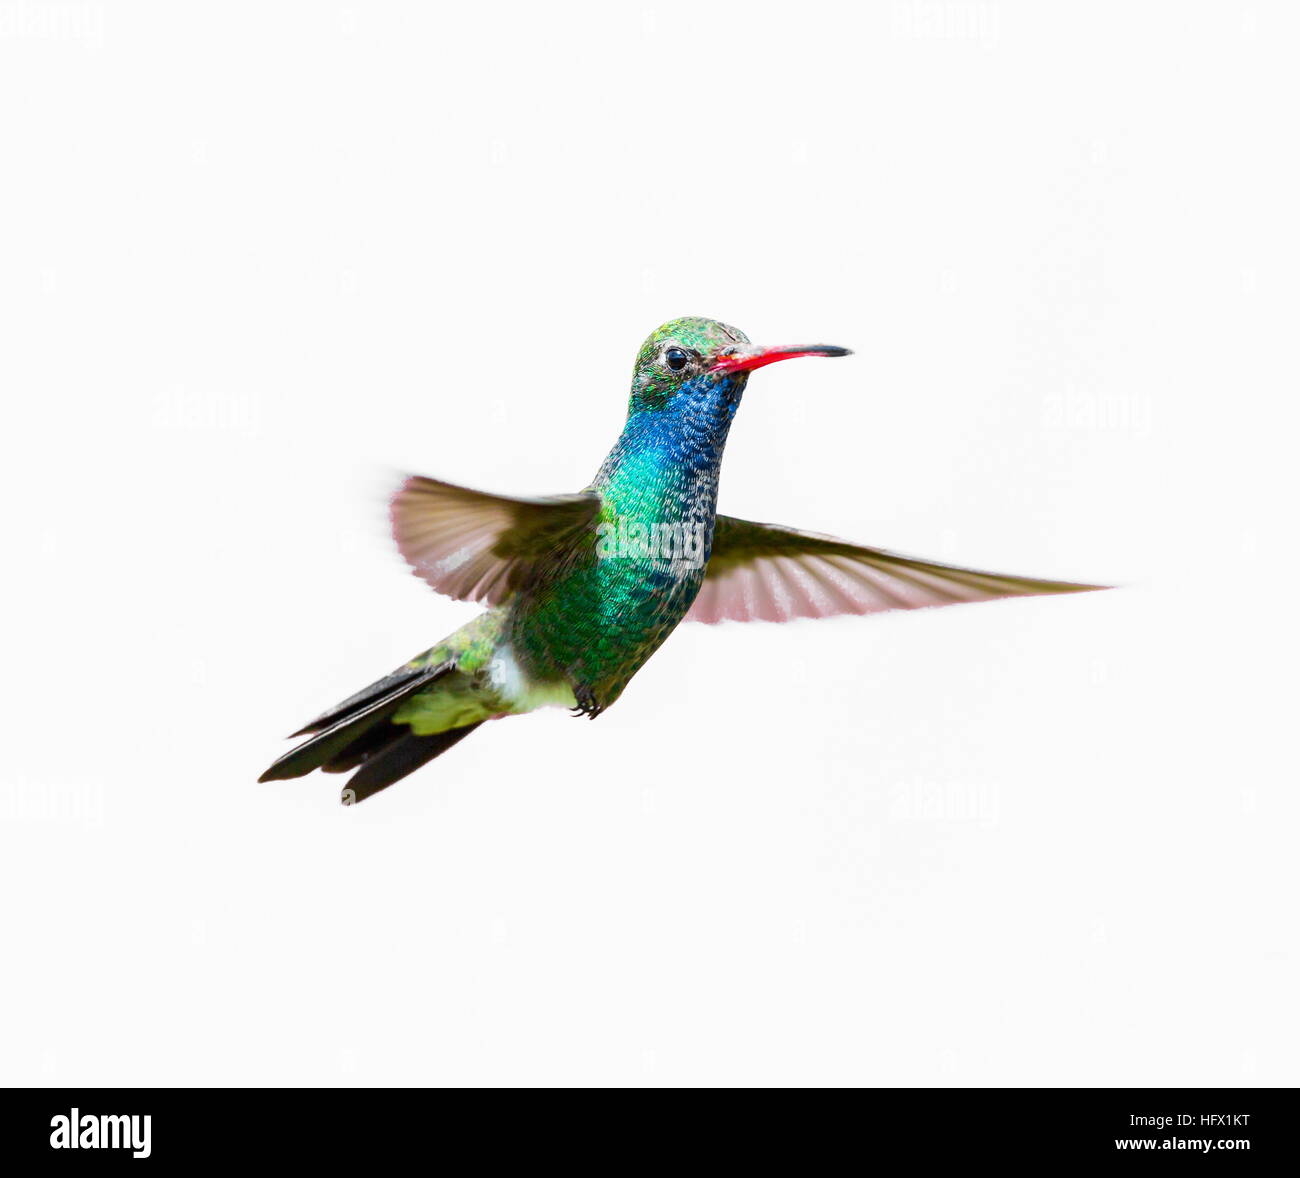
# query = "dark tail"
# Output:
<box><xmin>339</xmin><ymin>722</ymin><xmax>483</xmax><ymax>804</ymax></box>
<box><xmin>258</xmin><ymin>659</ymin><xmax>482</xmax><ymax>803</ymax></box>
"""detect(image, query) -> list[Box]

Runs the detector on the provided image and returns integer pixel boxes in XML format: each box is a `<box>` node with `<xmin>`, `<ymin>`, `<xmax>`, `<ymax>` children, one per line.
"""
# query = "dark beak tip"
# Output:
<box><xmin>789</xmin><ymin>344</ymin><xmax>852</xmax><ymax>359</ymax></box>
<box><xmin>710</xmin><ymin>341</ymin><xmax>854</xmax><ymax>374</ymax></box>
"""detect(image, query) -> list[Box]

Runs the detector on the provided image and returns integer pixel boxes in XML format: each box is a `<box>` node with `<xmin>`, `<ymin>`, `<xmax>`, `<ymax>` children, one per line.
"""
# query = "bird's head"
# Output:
<box><xmin>628</xmin><ymin>316</ymin><xmax>851</xmax><ymax>417</ymax></box>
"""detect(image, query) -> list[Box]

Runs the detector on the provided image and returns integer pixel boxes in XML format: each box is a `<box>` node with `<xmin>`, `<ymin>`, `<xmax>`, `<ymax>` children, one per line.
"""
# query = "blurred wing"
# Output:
<box><xmin>391</xmin><ymin>475</ymin><xmax>600</xmax><ymax>605</ymax></box>
<box><xmin>687</xmin><ymin>515</ymin><xmax>1108</xmax><ymax>624</ymax></box>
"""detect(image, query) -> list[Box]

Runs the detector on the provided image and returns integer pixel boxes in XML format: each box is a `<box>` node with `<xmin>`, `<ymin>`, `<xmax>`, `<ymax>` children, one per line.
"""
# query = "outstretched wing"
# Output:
<box><xmin>390</xmin><ymin>475</ymin><xmax>600</xmax><ymax>605</ymax></box>
<box><xmin>687</xmin><ymin>515</ymin><xmax>1107</xmax><ymax>624</ymax></box>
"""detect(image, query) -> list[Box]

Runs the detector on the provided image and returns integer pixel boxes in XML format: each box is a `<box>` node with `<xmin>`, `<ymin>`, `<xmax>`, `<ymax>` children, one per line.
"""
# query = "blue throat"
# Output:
<box><xmin>590</xmin><ymin>372</ymin><xmax>748</xmax><ymax>513</ymax></box>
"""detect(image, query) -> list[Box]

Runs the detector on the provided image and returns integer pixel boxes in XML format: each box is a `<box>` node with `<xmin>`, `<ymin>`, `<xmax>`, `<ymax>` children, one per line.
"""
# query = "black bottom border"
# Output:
<box><xmin>5</xmin><ymin>1086</ymin><xmax>1293</xmax><ymax>1163</ymax></box>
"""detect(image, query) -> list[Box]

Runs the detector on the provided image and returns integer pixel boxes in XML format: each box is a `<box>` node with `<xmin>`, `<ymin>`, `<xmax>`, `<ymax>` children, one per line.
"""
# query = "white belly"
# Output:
<box><xmin>487</xmin><ymin>645</ymin><xmax>577</xmax><ymax>714</ymax></box>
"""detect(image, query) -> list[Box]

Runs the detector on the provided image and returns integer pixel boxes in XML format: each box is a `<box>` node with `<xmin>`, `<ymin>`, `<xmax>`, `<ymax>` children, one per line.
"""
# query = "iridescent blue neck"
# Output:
<box><xmin>590</xmin><ymin>373</ymin><xmax>747</xmax><ymax>511</ymax></box>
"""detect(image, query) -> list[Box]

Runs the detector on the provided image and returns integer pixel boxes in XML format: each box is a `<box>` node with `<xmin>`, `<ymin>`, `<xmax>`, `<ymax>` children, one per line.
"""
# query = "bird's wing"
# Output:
<box><xmin>390</xmin><ymin>475</ymin><xmax>600</xmax><ymax>605</ymax></box>
<box><xmin>686</xmin><ymin>514</ymin><xmax>1107</xmax><ymax>624</ymax></box>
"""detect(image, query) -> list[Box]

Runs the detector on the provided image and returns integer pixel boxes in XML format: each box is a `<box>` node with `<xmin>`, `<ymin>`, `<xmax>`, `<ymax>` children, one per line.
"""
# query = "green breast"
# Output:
<box><xmin>506</xmin><ymin>361</ymin><xmax>742</xmax><ymax>706</ymax></box>
<box><xmin>508</xmin><ymin>450</ymin><xmax>718</xmax><ymax>703</ymax></box>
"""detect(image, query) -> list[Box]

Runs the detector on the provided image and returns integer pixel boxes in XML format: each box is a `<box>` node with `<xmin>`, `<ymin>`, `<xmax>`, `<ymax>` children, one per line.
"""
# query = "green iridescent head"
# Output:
<box><xmin>628</xmin><ymin>316</ymin><xmax>851</xmax><ymax>414</ymax></box>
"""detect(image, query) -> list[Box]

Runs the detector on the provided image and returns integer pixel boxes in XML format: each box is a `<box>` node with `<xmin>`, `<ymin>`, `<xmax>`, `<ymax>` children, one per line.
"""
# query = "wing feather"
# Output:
<box><xmin>688</xmin><ymin>516</ymin><xmax>1107</xmax><ymax>624</ymax></box>
<box><xmin>390</xmin><ymin>475</ymin><xmax>600</xmax><ymax>605</ymax></box>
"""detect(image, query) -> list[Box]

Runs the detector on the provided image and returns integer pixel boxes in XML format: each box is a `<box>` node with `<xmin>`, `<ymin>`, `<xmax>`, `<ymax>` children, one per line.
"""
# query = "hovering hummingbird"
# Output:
<box><xmin>261</xmin><ymin>317</ymin><xmax>1105</xmax><ymax>803</ymax></box>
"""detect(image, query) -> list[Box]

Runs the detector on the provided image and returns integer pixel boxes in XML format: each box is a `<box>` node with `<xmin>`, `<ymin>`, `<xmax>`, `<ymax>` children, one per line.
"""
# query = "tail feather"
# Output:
<box><xmin>289</xmin><ymin>661</ymin><xmax>436</xmax><ymax>737</ymax></box>
<box><xmin>258</xmin><ymin>661</ymin><xmax>453</xmax><ymax>783</ymax></box>
<box><xmin>319</xmin><ymin>722</ymin><xmax>401</xmax><ymax>774</ymax></box>
<box><xmin>342</xmin><ymin>722</ymin><xmax>484</xmax><ymax>804</ymax></box>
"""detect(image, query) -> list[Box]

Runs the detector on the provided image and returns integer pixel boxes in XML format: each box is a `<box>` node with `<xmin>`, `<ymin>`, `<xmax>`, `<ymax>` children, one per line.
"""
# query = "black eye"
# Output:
<box><xmin>664</xmin><ymin>347</ymin><xmax>689</xmax><ymax>371</ymax></box>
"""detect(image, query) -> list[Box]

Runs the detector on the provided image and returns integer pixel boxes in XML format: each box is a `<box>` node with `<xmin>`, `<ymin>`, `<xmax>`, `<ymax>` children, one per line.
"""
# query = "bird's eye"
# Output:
<box><xmin>664</xmin><ymin>347</ymin><xmax>689</xmax><ymax>372</ymax></box>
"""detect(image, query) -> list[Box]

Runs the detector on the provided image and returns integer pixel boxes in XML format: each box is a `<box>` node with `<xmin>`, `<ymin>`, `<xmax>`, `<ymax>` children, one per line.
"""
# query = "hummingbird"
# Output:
<box><xmin>260</xmin><ymin>317</ymin><xmax>1105</xmax><ymax>804</ymax></box>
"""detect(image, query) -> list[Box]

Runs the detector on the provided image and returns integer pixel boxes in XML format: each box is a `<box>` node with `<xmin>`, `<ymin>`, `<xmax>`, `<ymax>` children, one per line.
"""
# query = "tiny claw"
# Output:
<box><xmin>572</xmin><ymin>685</ymin><xmax>604</xmax><ymax>720</ymax></box>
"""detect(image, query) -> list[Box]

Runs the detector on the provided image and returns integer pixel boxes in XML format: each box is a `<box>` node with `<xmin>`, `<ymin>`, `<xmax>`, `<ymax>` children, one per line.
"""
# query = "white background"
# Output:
<box><xmin>2</xmin><ymin>1</ymin><xmax>1297</xmax><ymax>1087</ymax></box>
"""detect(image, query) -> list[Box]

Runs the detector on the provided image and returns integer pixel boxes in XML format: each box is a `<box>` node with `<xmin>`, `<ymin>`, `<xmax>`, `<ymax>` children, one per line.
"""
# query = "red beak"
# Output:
<box><xmin>709</xmin><ymin>343</ymin><xmax>852</xmax><ymax>375</ymax></box>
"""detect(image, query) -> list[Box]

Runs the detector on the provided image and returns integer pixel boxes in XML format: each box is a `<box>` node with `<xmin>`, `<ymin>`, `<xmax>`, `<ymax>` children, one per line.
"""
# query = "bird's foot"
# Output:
<box><xmin>570</xmin><ymin>685</ymin><xmax>604</xmax><ymax>720</ymax></box>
